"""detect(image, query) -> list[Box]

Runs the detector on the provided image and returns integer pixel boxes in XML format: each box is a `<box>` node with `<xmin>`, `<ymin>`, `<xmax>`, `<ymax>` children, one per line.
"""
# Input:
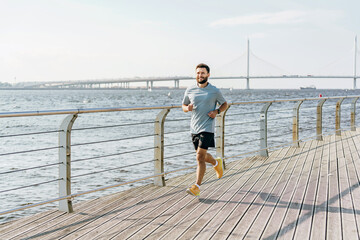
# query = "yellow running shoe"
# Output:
<box><xmin>214</xmin><ymin>157</ymin><xmax>223</xmax><ymax>179</ymax></box>
<box><xmin>186</xmin><ymin>184</ymin><xmax>200</xmax><ymax>197</ymax></box>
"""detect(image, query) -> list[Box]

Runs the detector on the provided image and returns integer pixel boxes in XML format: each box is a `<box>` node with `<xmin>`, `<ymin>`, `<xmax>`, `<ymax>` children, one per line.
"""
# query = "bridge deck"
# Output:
<box><xmin>1</xmin><ymin>130</ymin><xmax>360</xmax><ymax>239</ymax></box>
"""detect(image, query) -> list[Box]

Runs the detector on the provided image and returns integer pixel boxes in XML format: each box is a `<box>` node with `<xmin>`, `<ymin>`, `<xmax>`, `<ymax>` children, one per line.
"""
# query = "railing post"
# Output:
<box><xmin>336</xmin><ymin>98</ymin><xmax>344</xmax><ymax>136</ymax></box>
<box><xmin>292</xmin><ymin>100</ymin><xmax>303</xmax><ymax>147</ymax></box>
<box><xmin>316</xmin><ymin>99</ymin><xmax>327</xmax><ymax>140</ymax></box>
<box><xmin>154</xmin><ymin>108</ymin><xmax>170</xmax><ymax>186</ymax></box>
<box><xmin>351</xmin><ymin>97</ymin><xmax>359</xmax><ymax>131</ymax></box>
<box><xmin>59</xmin><ymin>114</ymin><xmax>77</xmax><ymax>213</ymax></box>
<box><xmin>216</xmin><ymin>105</ymin><xmax>230</xmax><ymax>169</ymax></box>
<box><xmin>260</xmin><ymin>102</ymin><xmax>272</xmax><ymax>157</ymax></box>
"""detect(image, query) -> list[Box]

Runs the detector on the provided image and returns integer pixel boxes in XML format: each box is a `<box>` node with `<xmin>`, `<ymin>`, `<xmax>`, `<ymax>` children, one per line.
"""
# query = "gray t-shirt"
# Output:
<box><xmin>182</xmin><ymin>83</ymin><xmax>226</xmax><ymax>134</ymax></box>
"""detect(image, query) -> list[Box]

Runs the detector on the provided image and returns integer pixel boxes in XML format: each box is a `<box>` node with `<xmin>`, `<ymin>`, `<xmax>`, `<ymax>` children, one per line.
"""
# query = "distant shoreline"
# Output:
<box><xmin>0</xmin><ymin>87</ymin><xmax>357</xmax><ymax>91</ymax></box>
<box><xmin>0</xmin><ymin>87</ymin><xmax>187</xmax><ymax>91</ymax></box>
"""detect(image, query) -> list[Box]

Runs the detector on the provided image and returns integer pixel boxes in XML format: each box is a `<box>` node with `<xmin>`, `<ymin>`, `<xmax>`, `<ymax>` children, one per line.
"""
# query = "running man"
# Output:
<box><xmin>182</xmin><ymin>63</ymin><xmax>228</xmax><ymax>197</ymax></box>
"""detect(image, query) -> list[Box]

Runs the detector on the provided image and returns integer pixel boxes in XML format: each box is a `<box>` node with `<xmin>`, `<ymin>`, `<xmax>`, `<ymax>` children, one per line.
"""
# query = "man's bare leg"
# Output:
<box><xmin>196</xmin><ymin>148</ymin><xmax>216</xmax><ymax>186</ymax></box>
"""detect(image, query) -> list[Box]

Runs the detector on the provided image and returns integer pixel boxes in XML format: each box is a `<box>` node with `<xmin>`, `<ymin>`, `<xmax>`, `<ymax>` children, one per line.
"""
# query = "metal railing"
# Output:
<box><xmin>0</xmin><ymin>95</ymin><xmax>359</xmax><ymax>218</ymax></box>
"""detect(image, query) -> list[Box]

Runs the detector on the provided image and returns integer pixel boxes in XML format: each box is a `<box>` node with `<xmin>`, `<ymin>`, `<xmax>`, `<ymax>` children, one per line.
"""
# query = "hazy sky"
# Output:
<box><xmin>1</xmin><ymin>0</ymin><xmax>359</xmax><ymax>89</ymax></box>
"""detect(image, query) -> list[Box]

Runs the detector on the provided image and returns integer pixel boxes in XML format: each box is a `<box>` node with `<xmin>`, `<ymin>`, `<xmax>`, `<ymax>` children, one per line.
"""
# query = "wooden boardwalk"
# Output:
<box><xmin>1</xmin><ymin>130</ymin><xmax>360</xmax><ymax>239</ymax></box>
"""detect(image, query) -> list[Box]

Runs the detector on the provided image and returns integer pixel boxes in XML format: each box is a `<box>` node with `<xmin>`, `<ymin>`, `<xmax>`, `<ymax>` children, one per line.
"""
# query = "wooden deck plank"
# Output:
<box><xmin>292</xmin><ymin>139</ymin><xmax>323</xmax><ymax>239</ymax></box>
<box><xmin>8</xmin><ymin>182</ymin><xmax>167</xmax><ymax>239</ymax></box>
<box><xmin>207</xmin><ymin>147</ymin><xmax>292</xmax><ymax>239</ymax></box>
<box><xmin>83</xmin><ymin>163</ymin><xmax>227</xmax><ymax>239</ymax></box>
<box><xmin>326</xmin><ymin>134</ymin><xmax>342</xmax><ymax>239</ymax></box>
<box><xmin>204</xmin><ymin>147</ymin><xmax>298</xmax><ymax>240</ymax></box>
<box><xmin>94</xmin><ymin>170</ymin><xmax>221</xmax><ymax>238</ymax></box>
<box><xmin>55</xmin><ymin>171</ymin><xmax>197</xmax><ymax>239</ymax></box>
<box><xmin>337</xmin><ymin>132</ymin><xmax>359</xmax><ymax>239</ymax></box>
<box><xmin>122</xmin><ymin>155</ymin><xmax>262</xmax><ymax>240</ymax></box>
<box><xmin>130</xmin><ymin>156</ymin><xmax>260</xmax><ymax>240</ymax></box>
<box><xmin>267</xmin><ymin>140</ymin><xmax>312</xmax><ymax>239</ymax></box>
<box><xmin>178</xmin><ymin>148</ymin><xmax>294</xmax><ymax>240</ymax></box>
<box><xmin>153</xmin><ymin>150</ymin><xmax>280</xmax><ymax>240</ymax></box>
<box><xmin>226</xmin><ymin>147</ymin><xmax>295</xmax><ymax>239</ymax></box>
<box><xmin>0</xmin><ymin>210</ymin><xmax>61</xmax><ymax>238</ymax></box>
<box><xmin>0</xmin><ymin>188</ymin><xmax>132</xmax><ymax>239</ymax></box>
<box><xmin>308</xmin><ymin>135</ymin><xmax>331</xmax><ymax>240</ymax></box>
<box><xmin>72</xmin><ymin>155</ymin><xmax>248</xmax><ymax>240</ymax></box>
<box><xmin>255</xmin><ymin>141</ymin><xmax>305</xmax><ymax>239</ymax></box>
<box><xmin>169</xmin><ymin>156</ymin><xmax>269</xmax><ymax>240</ymax></box>
<box><xmin>344</xmin><ymin>131</ymin><xmax>360</xmax><ymax>236</ymax></box>
<box><xmin>271</xmin><ymin>140</ymin><xmax>316</xmax><ymax>239</ymax></box>
<box><xmin>259</xmin><ymin>139</ymin><xmax>322</xmax><ymax>240</ymax></box>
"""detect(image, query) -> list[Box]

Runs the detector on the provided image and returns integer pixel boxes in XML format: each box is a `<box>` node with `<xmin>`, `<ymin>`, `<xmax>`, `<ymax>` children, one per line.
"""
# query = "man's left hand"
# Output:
<box><xmin>208</xmin><ymin>110</ymin><xmax>217</xmax><ymax>119</ymax></box>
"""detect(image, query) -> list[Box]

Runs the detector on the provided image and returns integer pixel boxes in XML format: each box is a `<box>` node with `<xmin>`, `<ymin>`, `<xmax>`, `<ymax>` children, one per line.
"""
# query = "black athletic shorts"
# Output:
<box><xmin>191</xmin><ymin>132</ymin><xmax>215</xmax><ymax>150</ymax></box>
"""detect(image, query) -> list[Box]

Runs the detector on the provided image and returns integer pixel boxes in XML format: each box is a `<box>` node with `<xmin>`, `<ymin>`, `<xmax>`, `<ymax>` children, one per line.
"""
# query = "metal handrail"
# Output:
<box><xmin>71</xmin><ymin>133</ymin><xmax>155</xmax><ymax>147</ymax></box>
<box><xmin>1</xmin><ymin>95</ymin><xmax>358</xmax><ymax>118</ymax></box>
<box><xmin>0</xmin><ymin>162</ymin><xmax>61</xmax><ymax>175</ymax></box>
<box><xmin>0</xmin><ymin>130</ymin><xmax>62</xmax><ymax>138</ymax></box>
<box><xmin>0</xmin><ymin>146</ymin><xmax>61</xmax><ymax>157</ymax></box>
<box><xmin>72</xmin><ymin>159</ymin><xmax>155</xmax><ymax>179</ymax></box>
<box><xmin>72</xmin><ymin>120</ymin><xmax>155</xmax><ymax>131</ymax></box>
<box><xmin>1</xmin><ymin>94</ymin><xmax>360</xmax><ymax>218</ymax></box>
<box><xmin>72</xmin><ymin>146</ymin><xmax>156</xmax><ymax>163</ymax></box>
<box><xmin>226</xmin><ymin>119</ymin><xmax>259</xmax><ymax>126</ymax></box>
<box><xmin>0</xmin><ymin>178</ymin><xmax>61</xmax><ymax>194</ymax></box>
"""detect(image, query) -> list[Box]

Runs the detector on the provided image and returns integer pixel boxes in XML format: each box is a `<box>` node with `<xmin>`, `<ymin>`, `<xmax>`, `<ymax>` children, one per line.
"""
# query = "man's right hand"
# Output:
<box><xmin>188</xmin><ymin>104</ymin><xmax>193</xmax><ymax>111</ymax></box>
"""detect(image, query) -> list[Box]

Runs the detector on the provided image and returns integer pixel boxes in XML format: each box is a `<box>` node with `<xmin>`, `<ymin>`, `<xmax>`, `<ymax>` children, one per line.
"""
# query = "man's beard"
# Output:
<box><xmin>197</xmin><ymin>77</ymin><xmax>208</xmax><ymax>84</ymax></box>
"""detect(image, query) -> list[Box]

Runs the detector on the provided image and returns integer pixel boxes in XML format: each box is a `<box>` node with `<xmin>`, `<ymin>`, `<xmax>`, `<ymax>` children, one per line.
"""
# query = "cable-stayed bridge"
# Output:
<box><xmin>25</xmin><ymin>75</ymin><xmax>358</xmax><ymax>90</ymax></box>
<box><xmin>20</xmin><ymin>38</ymin><xmax>360</xmax><ymax>89</ymax></box>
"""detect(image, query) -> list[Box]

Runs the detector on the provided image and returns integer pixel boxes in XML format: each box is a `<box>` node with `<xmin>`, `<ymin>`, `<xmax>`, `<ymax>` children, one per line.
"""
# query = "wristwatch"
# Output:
<box><xmin>217</xmin><ymin>109</ymin><xmax>221</xmax><ymax>114</ymax></box>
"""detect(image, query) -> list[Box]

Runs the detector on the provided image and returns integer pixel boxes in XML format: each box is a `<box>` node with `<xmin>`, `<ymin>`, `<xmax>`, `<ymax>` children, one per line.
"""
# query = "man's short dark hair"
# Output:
<box><xmin>196</xmin><ymin>63</ymin><xmax>210</xmax><ymax>73</ymax></box>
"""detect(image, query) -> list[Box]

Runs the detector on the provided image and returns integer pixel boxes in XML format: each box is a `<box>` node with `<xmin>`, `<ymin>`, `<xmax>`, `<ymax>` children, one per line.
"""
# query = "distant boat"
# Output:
<box><xmin>300</xmin><ymin>85</ymin><xmax>316</xmax><ymax>90</ymax></box>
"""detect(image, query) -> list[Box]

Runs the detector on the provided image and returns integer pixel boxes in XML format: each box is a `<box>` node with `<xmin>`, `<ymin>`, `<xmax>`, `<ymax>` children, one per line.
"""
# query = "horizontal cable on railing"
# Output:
<box><xmin>164</xmin><ymin>141</ymin><xmax>190</xmax><ymax>148</ymax></box>
<box><xmin>268</xmin><ymin>107</ymin><xmax>293</xmax><ymax>113</ymax></box>
<box><xmin>71</xmin><ymin>134</ymin><xmax>155</xmax><ymax>147</ymax></box>
<box><xmin>0</xmin><ymin>130</ymin><xmax>62</xmax><ymax>138</ymax></box>
<box><xmin>72</xmin><ymin>159</ymin><xmax>155</xmax><ymax>179</ymax></box>
<box><xmin>165</xmin><ymin>117</ymin><xmax>191</xmax><ymax>122</ymax></box>
<box><xmin>226</xmin><ymin>111</ymin><xmax>260</xmax><ymax>116</ymax></box>
<box><xmin>299</xmin><ymin>106</ymin><xmax>318</xmax><ymax>111</ymax></box>
<box><xmin>226</xmin><ymin>120</ymin><xmax>259</xmax><ymax>126</ymax></box>
<box><xmin>164</xmin><ymin>129</ymin><xmax>189</xmax><ymax>135</ymax></box>
<box><xmin>266</xmin><ymin>125</ymin><xmax>290</xmax><ymax>131</ymax></box>
<box><xmin>0</xmin><ymin>146</ymin><xmax>62</xmax><ymax>157</ymax></box>
<box><xmin>323</xmin><ymin>126</ymin><xmax>335</xmax><ymax>129</ymax></box>
<box><xmin>0</xmin><ymin>162</ymin><xmax>61</xmax><ymax>175</ymax></box>
<box><xmin>72</xmin><ymin>146</ymin><xmax>156</xmax><ymax>163</ymax></box>
<box><xmin>268</xmin><ymin>131</ymin><xmax>293</xmax><ymax>138</ymax></box>
<box><xmin>300</xmin><ymin>127</ymin><xmax>316</xmax><ymax>132</ymax></box>
<box><xmin>0</xmin><ymin>178</ymin><xmax>61</xmax><ymax>194</ymax></box>
<box><xmin>322</xmin><ymin>105</ymin><xmax>336</xmax><ymax>109</ymax></box>
<box><xmin>225</xmin><ymin>129</ymin><xmax>259</xmax><ymax>137</ymax></box>
<box><xmin>267</xmin><ymin>116</ymin><xmax>292</xmax><ymax>121</ymax></box>
<box><xmin>165</xmin><ymin>151</ymin><xmax>194</xmax><ymax>160</ymax></box>
<box><xmin>72</xmin><ymin>121</ymin><xmax>155</xmax><ymax>131</ymax></box>
<box><xmin>225</xmin><ymin>138</ymin><xmax>261</xmax><ymax>147</ymax></box>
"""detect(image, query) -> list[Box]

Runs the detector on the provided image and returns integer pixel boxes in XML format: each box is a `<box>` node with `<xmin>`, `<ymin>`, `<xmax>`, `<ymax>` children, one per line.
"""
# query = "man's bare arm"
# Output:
<box><xmin>182</xmin><ymin>104</ymin><xmax>193</xmax><ymax>112</ymax></box>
